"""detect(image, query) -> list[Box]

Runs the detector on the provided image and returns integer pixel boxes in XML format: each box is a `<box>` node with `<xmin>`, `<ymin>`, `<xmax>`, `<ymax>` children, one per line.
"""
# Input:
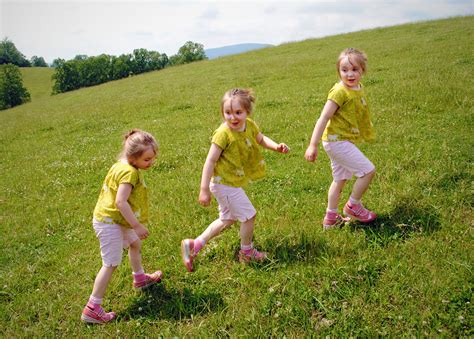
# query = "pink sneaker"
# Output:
<box><xmin>133</xmin><ymin>270</ymin><xmax>163</xmax><ymax>290</ymax></box>
<box><xmin>323</xmin><ymin>211</ymin><xmax>349</xmax><ymax>230</ymax></box>
<box><xmin>181</xmin><ymin>239</ymin><xmax>194</xmax><ymax>272</ymax></box>
<box><xmin>238</xmin><ymin>248</ymin><xmax>267</xmax><ymax>263</ymax></box>
<box><xmin>81</xmin><ymin>304</ymin><xmax>116</xmax><ymax>324</ymax></box>
<box><xmin>343</xmin><ymin>202</ymin><xmax>377</xmax><ymax>223</ymax></box>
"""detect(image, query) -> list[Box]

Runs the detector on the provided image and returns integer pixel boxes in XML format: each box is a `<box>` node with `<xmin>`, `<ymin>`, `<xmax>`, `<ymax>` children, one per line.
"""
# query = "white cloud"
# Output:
<box><xmin>1</xmin><ymin>0</ymin><xmax>472</xmax><ymax>63</ymax></box>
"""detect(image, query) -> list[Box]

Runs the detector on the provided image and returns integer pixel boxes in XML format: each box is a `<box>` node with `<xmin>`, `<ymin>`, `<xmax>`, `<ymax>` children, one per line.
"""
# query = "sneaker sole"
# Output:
<box><xmin>323</xmin><ymin>216</ymin><xmax>350</xmax><ymax>230</ymax></box>
<box><xmin>343</xmin><ymin>211</ymin><xmax>377</xmax><ymax>223</ymax></box>
<box><xmin>181</xmin><ymin>240</ymin><xmax>193</xmax><ymax>272</ymax></box>
<box><xmin>81</xmin><ymin>314</ymin><xmax>112</xmax><ymax>324</ymax></box>
<box><xmin>238</xmin><ymin>253</ymin><xmax>268</xmax><ymax>263</ymax></box>
<box><xmin>134</xmin><ymin>272</ymin><xmax>163</xmax><ymax>290</ymax></box>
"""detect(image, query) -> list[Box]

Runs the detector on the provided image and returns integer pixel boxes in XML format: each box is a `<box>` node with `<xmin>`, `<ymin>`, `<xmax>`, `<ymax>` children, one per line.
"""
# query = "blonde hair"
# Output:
<box><xmin>220</xmin><ymin>88</ymin><xmax>256</xmax><ymax>116</ymax></box>
<box><xmin>120</xmin><ymin>129</ymin><xmax>158</xmax><ymax>161</ymax></box>
<box><xmin>336</xmin><ymin>48</ymin><xmax>368</xmax><ymax>75</ymax></box>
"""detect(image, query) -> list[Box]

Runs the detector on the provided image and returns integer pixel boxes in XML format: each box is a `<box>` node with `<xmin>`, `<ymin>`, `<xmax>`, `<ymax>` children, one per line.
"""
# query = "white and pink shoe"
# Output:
<box><xmin>81</xmin><ymin>303</ymin><xmax>116</xmax><ymax>324</ymax></box>
<box><xmin>181</xmin><ymin>239</ymin><xmax>195</xmax><ymax>272</ymax></box>
<box><xmin>343</xmin><ymin>202</ymin><xmax>377</xmax><ymax>223</ymax></box>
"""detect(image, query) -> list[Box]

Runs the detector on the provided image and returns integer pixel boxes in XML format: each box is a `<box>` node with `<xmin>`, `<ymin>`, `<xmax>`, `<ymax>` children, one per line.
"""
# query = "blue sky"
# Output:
<box><xmin>1</xmin><ymin>0</ymin><xmax>473</xmax><ymax>63</ymax></box>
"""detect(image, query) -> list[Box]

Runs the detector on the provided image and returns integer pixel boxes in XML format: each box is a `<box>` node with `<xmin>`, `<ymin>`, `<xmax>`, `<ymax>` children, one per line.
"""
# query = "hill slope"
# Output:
<box><xmin>1</xmin><ymin>16</ymin><xmax>473</xmax><ymax>337</ymax></box>
<box><xmin>20</xmin><ymin>67</ymin><xmax>54</xmax><ymax>101</ymax></box>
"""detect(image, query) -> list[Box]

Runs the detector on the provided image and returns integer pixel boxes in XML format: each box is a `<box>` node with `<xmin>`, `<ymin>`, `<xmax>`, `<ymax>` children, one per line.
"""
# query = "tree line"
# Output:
<box><xmin>0</xmin><ymin>38</ymin><xmax>48</xmax><ymax>67</ymax></box>
<box><xmin>0</xmin><ymin>38</ymin><xmax>207</xmax><ymax>110</ymax></box>
<box><xmin>52</xmin><ymin>41</ymin><xmax>206</xmax><ymax>94</ymax></box>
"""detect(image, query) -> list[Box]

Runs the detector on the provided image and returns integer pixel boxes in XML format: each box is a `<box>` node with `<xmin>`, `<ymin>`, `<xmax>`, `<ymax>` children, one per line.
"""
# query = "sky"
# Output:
<box><xmin>1</xmin><ymin>0</ymin><xmax>473</xmax><ymax>63</ymax></box>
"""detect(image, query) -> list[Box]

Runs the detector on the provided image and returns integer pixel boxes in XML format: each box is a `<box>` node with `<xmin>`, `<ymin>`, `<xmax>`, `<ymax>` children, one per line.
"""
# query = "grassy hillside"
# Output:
<box><xmin>1</xmin><ymin>16</ymin><xmax>473</xmax><ymax>336</ymax></box>
<box><xmin>20</xmin><ymin>67</ymin><xmax>54</xmax><ymax>101</ymax></box>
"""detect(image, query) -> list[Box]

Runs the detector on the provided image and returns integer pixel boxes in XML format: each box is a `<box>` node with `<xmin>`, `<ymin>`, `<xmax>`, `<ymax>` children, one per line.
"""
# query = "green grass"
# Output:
<box><xmin>20</xmin><ymin>67</ymin><xmax>54</xmax><ymax>101</ymax></box>
<box><xmin>1</xmin><ymin>16</ymin><xmax>473</xmax><ymax>336</ymax></box>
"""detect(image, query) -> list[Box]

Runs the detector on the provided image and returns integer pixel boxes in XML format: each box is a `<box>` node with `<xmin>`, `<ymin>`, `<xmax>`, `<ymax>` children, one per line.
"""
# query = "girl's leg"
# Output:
<box><xmin>181</xmin><ymin>219</ymin><xmax>235</xmax><ymax>272</ymax></box>
<box><xmin>323</xmin><ymin>180</ymin><xmax>348</xmax><ymax>229</ymax></box>
<box><xmin>239</xmin><ymin>215</ymin><xmax>256</xmax><ymax>247</ymax></box>
<box><xmin>327</xmin><ymin>180</ymin><xmax>347</xmax><ymax>210</ymax></box>
<box><xmin>199</xmin><ymin>218</ymin><xmax>235</xmax><ymax>245</ymax></box>
<box><xmin>91</xmin><ymin>265</ymin><xmax>117</xmax><ymax>299</ymax></box>
<box><xmin>344</xmin><ymin>170</ymin><xmax>377</xmax><ymax>222</ymax></box>
<box><xmin>82</xmin><ymin>266</ymin><xmax>117</xmax><ymax>323</ymax></box>
<box><xmin>350</xmin><ymin>169</ymin><xmax>376</xmax><ymax>201</ymax></box>
<box><xmin>238</xmin><ymin>214</ymin><xmax>266</xmax><ymax>262</ymax></box>
<box><xmin>128</xmin><ymin>238</ymin><xmax>162</xmax><ymax>289</ymax></box>
<box><xmin>128</xmin><ymin>238</ymin><xmax>143</xmax><ymax>274</ymax></box>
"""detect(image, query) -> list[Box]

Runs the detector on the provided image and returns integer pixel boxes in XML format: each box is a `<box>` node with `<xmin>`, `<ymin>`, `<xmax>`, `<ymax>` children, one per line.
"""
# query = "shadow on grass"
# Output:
<box><xmin>262</xmin><ymin>232</ymin><xmax>329</xmax><ymax>264</ymax></box>
<box><xmin>349</xmin><ymin>199</ymin><xmax>441</xmax><ymax>247</ymax></box>
<box><xmin>121</xmin><ymin>283</ymin><xmax>225</xmax><ymax>321</ymax></box>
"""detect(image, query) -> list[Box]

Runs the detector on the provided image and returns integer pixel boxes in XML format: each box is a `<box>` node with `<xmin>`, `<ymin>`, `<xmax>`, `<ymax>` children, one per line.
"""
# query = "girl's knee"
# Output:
<box><xmin>222</xmin><ymin>219</ymin><xmax>236</xmax><ymax>229</ymax></box>
<box><xmin>130</xmin><ymin>238</ymin><xmax>142</xmax><ymax>249</ymax></box>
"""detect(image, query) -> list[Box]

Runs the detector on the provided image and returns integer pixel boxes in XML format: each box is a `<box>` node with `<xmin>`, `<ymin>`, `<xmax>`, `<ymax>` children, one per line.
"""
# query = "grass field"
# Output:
<box><xmin>1</xmin><ymin>16</ymin><xmax>473</xmax><ymax>336</ymax></box>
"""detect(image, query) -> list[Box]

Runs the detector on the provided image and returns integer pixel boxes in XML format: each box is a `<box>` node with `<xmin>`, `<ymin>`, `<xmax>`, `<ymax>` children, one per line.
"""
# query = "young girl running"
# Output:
<box><xmin>305</xmin><ymin>48</ymin><xmax>377</xmax><ymax>229</ymax></box>
<box><xmin>181</xmin><ymin>88</ymin><xmax>289</xmax><ymax>272</ymax></box>
<box><xmin>81</xmin><ymin>129</ymin><xmax>163</xmax><ymax>324</ymax></box>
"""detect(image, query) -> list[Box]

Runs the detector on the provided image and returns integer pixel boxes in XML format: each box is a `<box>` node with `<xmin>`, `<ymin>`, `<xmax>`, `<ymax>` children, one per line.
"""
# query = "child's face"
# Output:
<box><xmin>338</xmin><ymin>56</ymin><xmax>362</xmax><ymax>88</ymax></box>
<box><xmin>130</xmin><ymin>146</ymin><xmax>157</xmax><ymax>170</ymax></box>
<box><xmin>222</xmin><ymin>98</ymin><xmax>248</xmax><ymax>131</ymax></box>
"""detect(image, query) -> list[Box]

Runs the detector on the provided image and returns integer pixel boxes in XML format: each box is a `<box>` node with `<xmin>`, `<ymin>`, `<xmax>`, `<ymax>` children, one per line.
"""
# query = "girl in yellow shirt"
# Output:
<box><xmin>181</xmin><ymin>88</ymin><xmax>289</xmax><ymax>272</ymax></box>
<box><xmin>81</xmin><ymin>129</ymin><xmax>162</xmax><ymax>324</ymax></box>
<box><xmin>305</xmin><ymin>48</ymin><xmax>377</xmax><ymax>229</ymax></box>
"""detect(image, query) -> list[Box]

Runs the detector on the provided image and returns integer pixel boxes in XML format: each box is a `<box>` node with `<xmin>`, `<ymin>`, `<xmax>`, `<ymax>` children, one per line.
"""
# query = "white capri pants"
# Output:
<box><xmin>93</xmin><ymin>218</ymin><xmax>139</xmax><ymax>267</ymax></box>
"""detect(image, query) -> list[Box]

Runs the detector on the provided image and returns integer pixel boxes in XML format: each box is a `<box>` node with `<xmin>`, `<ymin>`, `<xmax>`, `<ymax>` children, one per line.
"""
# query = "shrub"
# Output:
<box><xmin>0</xmin><ymin>64</ymin><xmax>31</xmax><ymax>110</ymax></box>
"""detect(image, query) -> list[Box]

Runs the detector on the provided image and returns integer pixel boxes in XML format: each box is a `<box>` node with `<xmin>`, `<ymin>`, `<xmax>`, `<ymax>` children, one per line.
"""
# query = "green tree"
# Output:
<box><xmin>110</xmin><ymin>54</ymin><xmax>133</xmax><ymax>80</ymax></box>
<box><xmin>80</xmin><ymin>54</ymin><xmax>111</xmax><ymax>86</ymax></box>
<box><xmin>0</xmin><ymin>64</ymin><xmax>31</xmax><ymax>110</ymax></box>
<box><xmin>148</xmin><ymin>51</ymin><xmax>168</xmax><ymax>70</ymax></box>
<box><xmin>31</xmin><ymin>56</ymin><xmax>48</xmax><ymax>67</ymax></box>
<box><xmin>74</xmin><ymin>54</ymin><xmax>88</xmax><ymax>61</ymax></box>
<box><xmin>0</xmin><ymin>38</ymin><xmax>31</xmax><ymax>66</ymax></box>
<box><xmin>52</xmin><ymin>59</ymin><xmax>81</xmax><ymax>94</ymax></box>
<box><xmin>175</xmin><ymin>41</ymin><xmax>207</xmax><ymax>64</ymax></box>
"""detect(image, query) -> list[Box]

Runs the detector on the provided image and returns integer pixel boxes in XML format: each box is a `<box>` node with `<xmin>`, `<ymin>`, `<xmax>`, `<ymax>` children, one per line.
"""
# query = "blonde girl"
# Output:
<box><xmin>181</xmin><ymin>88</ymin><xmax>289</xmax><ymax>272</ymax></box>
<box><xmin>81</xmin><ymin>129</ymin><xmax>162</xmax><ymax>324</ymax></box>
<box><xmin>305</xmin><ymin>48</ymin><xmax>377</xmax><ymax>229</ymax></box>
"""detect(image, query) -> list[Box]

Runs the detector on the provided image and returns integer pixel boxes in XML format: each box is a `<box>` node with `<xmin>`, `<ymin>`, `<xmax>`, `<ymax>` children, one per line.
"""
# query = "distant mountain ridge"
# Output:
<box><xmin>205</xmin><ymin>43</ymin><xmax>273</xmax><ymax>59</ymax></box>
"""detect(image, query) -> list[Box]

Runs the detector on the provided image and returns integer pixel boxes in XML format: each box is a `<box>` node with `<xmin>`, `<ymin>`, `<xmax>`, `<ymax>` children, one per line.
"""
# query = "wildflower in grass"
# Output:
<box><xmin>181</xmin><ymin>88</ymin><xmax>289</xmax><ymax>272</ymax></box>
<box><xmin>305</xmin><ymin>48</ymin><xmax>377</xmax><ymax>229</ymax></box>
<box><xmin>81</xmin><ymin>129</ymin><xmax>163</xmax><ymax>325</ymax></box>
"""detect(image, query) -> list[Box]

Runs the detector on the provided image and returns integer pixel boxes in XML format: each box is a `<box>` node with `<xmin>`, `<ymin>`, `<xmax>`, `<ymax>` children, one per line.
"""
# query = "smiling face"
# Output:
<box><xmin>222</xmin><ymin>97</ymin><xmax>248</xmax><ymax>131</ymax></box>
<box><xmin>129</xmin><ymin>146</ymin><xmax>157</xmax><ymax>170</ymax></box>
<box><xmin>338</xmin><ymin>56</ymin><xmax>363</xmax><ymax>89</ymax></box>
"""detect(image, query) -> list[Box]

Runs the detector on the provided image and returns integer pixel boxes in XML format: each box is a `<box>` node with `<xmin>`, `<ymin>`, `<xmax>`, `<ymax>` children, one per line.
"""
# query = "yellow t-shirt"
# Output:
<box><xmin>211</xmin><ymin>118</ymin><xmax>265</xmax><ymax>187</ymax></box>
<box><xmin>93</xmin><ymin>161</ymin><xmax>149</xmax><ymax>228</ymax></box>
<box><xmin>322</xmin><ymin>82</ymin><xmax>375</xmax><ymax>143</ymax></box>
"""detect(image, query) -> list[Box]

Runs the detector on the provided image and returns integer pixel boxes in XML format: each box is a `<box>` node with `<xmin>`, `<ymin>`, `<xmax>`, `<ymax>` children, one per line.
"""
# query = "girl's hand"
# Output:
<box><xmin>199</xmin><ymin>188</ymin><xmax>212</xmax><ymax>206</ymax></box>
<box><xmin>277</xmin><ymin>143</ymin><xmax>290</xmax><ymax>154</ymax></box>
<box><xmin>134</xmin><ymin>223</ymin><xmax>149</xmax><ymax>240</ymax></box>
<box><xmin>304</xmin><ymin>145</ymin><xmax>318</xmax><ymax>162</ymax></box>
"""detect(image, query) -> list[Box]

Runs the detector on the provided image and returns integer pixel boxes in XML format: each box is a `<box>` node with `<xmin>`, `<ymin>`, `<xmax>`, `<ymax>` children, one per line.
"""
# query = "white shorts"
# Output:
<box><xmin>210</xmin><ymin>182</ymin><xmax>256</xmax><ymax>222</ymax></box>
<box><xmin>323</xmin><ymin>141</ymin><xmax>375</xmax><ymax>182</ymax></box>
<box><xmin>92</xmin><ymin>218</ymin><xmax>139</xmax><ymax>267</ymax></box>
